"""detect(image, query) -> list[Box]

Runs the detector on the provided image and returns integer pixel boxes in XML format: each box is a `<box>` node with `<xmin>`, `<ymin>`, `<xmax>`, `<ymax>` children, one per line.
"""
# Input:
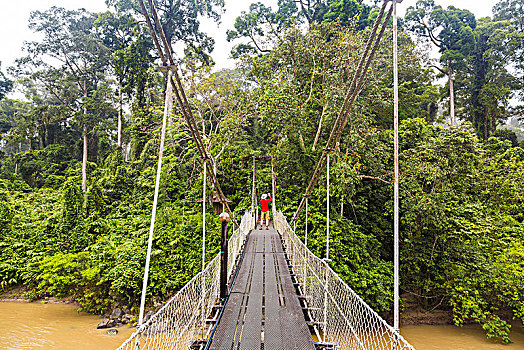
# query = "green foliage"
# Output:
<box><xmin>227</xmin><ymin>0</ymin><xmax>373</xmax><ymax>58</ymax></box>
<box><xmin>0</xmin><ymin>185</ymin><xmax>14</xmax><ymax>237</ymax></box>
<box><xmin>16</xmin><ymin>144</ymin><xmax>75</xmax><ymax>188</ymax></box>
<box><xmin>1</xmin><ymin>2</ymin><xmax>524</xmax><ymax>345</ymax></box>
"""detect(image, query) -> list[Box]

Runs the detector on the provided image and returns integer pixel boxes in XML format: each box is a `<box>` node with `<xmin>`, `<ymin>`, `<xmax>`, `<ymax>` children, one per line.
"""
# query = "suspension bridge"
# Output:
<box><xmin>117</xmin><ymin>0</ymin><xmax>414</xmax><ymax>349</ymax></box>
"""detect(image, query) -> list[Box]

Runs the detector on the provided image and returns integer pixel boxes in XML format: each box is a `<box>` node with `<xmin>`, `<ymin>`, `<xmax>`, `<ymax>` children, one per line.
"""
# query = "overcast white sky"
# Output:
<box><xmin>0</xmin><ymin>0</ymin><xmax>500</xmax><ymax>73</ymax></box>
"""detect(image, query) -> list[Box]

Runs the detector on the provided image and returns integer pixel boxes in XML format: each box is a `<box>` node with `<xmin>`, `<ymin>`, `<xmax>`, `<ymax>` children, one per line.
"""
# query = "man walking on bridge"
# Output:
<box><xmin>259</xmin><ymin>193</ymin><xmax>272</xmax><ymax>230</ymax></box>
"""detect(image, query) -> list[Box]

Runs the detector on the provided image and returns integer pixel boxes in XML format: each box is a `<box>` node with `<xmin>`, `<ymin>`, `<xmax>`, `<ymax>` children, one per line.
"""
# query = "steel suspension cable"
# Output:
<box><xmin>136</xmin><ymin>0</ymin><xmax>240</xmax><ymax>330</ymax></box>
<box><xmin>138</xmin><ymin>0</ymin><xmax>166</xmax><ymax>65</ymax></box>
<box><xmin>291</xmin><ymin>0</ymin><xmax>393</xmax><ymax>224</ymax></box>
<box><xmin>138</xmin><ymin>0</ymin><xmax>238</xmax><ymax>227</ymax></box>
<box><xmin>326</xmin><ymin>153</ymin><xmax>330</xmax><ymax>261</ymax></box>
<box><xmin>326</xmin><ymin>0</ymin><xmax>389</xmax><ymax>147</ymax></box>
<box><xmin>138</xmin><ymin>0</ymin><xmax>205</xmax><ymax>160</ymax></box>
<box><xmin>147</xmin><ymin>0</ymin><xmax>238</xmax><ymax>227</ymax></box>
<box><xmin>334</xmin><ymin>4</ymin><xmax>394</xmax><ymax>146</ymax></box>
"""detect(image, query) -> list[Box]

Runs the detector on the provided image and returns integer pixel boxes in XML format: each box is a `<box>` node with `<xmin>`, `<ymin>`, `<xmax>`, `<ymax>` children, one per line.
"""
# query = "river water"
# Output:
<box><xmin>1</xmin><ymin>301</ymin><xmax>523</xmax><ymax>349</ymax></box>
<box><xmin>402</xmin><ymin>323</ymin><xmax>524</xmax><ymax>349</ymax></box>
<box><xmin>0</xmin><ymin>302</ymin><xmax>133</xmax><ymax>349</ymax></box>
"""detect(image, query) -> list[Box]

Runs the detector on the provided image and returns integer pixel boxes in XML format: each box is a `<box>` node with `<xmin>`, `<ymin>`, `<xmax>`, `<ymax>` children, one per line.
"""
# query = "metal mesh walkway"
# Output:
<box><xmin>208</xmin><ymin>227</ymin><xmax>315</xmax><ymax>350</ymax></box>
<box><xmin>274</xmin><ymin>211</ymin><xmax>416</xmax><ymax>350</ymax></box>
<box><xmin>117</xmin><ymin>211</ymin><xmax>416</xmax><ymax>350</ymax></box>
<box><xmin>116</xmin><ymin>212</ymin><xmax>254</xmax><ymax>350</ymax></box>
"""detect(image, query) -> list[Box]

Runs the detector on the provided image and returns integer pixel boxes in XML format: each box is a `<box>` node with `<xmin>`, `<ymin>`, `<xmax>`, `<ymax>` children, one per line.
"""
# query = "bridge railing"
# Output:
<box><xmin>274</xmin><ymin>210</ymin><xmax>415</xmax><ymax>350</ymax></box>
<box><xmin>117</xmin><ymin>211</ymin><xmax>254</xmax><ymax>350</ymax></box>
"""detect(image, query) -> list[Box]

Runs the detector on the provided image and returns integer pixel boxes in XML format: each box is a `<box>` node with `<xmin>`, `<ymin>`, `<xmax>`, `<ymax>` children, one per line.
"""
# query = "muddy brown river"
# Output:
<box><xmin>402</xmin><ymin>323</ymin><xmax>524</xmax><ymax>349</ymax></box>
<box><xmin>0</xmin><ymin>302</ymin><xmax>133</xmax><ymax>349</ymax></box>
<box><xmin>1</xmin><ymin>302</ymin><xmax>523</xmax><ymax>349</ymax></box>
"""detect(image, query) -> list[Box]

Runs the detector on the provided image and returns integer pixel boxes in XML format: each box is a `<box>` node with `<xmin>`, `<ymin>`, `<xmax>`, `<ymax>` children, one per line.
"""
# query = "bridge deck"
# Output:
<box><xmin>209</xmin><ymin>227</ymin><xmax>315</xmax><ymax>350</ymax></box>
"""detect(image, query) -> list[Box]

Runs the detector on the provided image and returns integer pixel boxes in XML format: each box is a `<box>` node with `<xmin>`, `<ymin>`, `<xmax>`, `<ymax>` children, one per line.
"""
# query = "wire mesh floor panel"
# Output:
<box><xmin>209</xmin><ymin>227</ymin><xmax>315</xmax><ymax>350</ymax></box>
<box><xmin>276</xmin><ymin>250</ymin><xmax>316</xmax><ymax>350</ymax></box>
<box><xmin>210</xmin><ymin>232</ymin><xmax>257</xmax><ymax>349</ymax></box>
<box><xmin>239</xmin><ymin>252</ymin><xmax>263</xmax><ymax>349</ymax></box>
<box><xmin>264</xmin><ymin>241</ymin><xmax>284</xmax><ymax>349</ymax></box>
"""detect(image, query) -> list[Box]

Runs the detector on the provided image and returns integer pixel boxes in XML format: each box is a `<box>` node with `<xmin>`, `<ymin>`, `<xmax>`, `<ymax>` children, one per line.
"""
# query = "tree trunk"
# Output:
<box><xmin>117</xmin><ymin>81</ymin><xmax>123</xmax><ymax>149</ymax></box>
<box><xmin>312</xmin><ymin>104</ymin><xmax>326</xmax><ymax>151</ymax></box>
<box><xmin>166</xmin><ymin>78</ymin><xmax>174</xmax><ymax>132</ymax></box>
<box><xmin>340</xmin><ymin>201</ymin><xmax>344</xmax><ymax>217</ymax></box>
<box><xmin>82</xmin><ymin>123</ymin><xmax>88</xmax><ymax>194</ymax></box>
<box><xmin>484</xmin><ymin>105</ymin><xmax>489</xmax><ymax>141</ymax></box>
<box><xmin>448</xmin><ymin>65</ymin><xmax>455</xmax><ymax>126</ymax></box>
<box><xmin>298</xmin><ymin>132</ymin><xmax>306</xmax><ymax>152</ymax></box>
<box><xmin>39</xmin><ymin>127</ymin><xmax>45</xmax><ymax>149</ymax></box>
<box><xmin>491</xmin><ymin>111</ymin><xmax>496</xmax><ymax>135</ymax></box>
<box><xmin>82</xmin><ymin>81</ymin><xmax>88</xmax><ymax>195</ymax></box>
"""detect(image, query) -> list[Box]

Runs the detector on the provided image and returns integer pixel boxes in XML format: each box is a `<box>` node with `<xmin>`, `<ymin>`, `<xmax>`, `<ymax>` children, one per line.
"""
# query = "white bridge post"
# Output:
<box><xmin>393</xmin><ymin>0</ymin><xmax>401</xmax><ymax>333</ymax></box>
<box><xmin>323</xmin><ymin>152</ymin><xmax>330</xmax><ymax>342</ymax></box>
<box><xmin>201</xmin><ymin>161</ymin><xmax>207</xmax><ymax>338</ymax></box>
<box><xmin>138</xmin><ymin>68</ymin><xmax>173</xmax><ymax>326</ymax></box>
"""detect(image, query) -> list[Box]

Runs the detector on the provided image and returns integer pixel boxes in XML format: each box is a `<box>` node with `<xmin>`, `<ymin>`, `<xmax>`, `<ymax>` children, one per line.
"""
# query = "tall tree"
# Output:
<box><xmin>19</xmin><ymin>7</ymin><xmax>112</xmax><ymax>193</ymax></box>
<box><xmin>493</xmin><ymin>0</ymin><xmax>524</xmax><ymax>106</ymax></box>
<box><xmin>0</xmin><ymin>99</ymin><xmax>31</xmax><ymax>154</ymax></box>
<box><xmin>463</xmin><ymin>17</ymin><xmax>521</xmax><ymax>139</ymax></box>
<box><xmin>227</xmin><ymin>1</ymin><xmax>298</xmax><ymax>58</ymax></box>
<box><xmin>405</xmin><ymin>0</ymin><xmax>477</xmax><ymax>126</ymax></box>
<box><xmin>95</xmin><ymin>11</ymin><xmax>138</xmax><ymax>150</ymax></box>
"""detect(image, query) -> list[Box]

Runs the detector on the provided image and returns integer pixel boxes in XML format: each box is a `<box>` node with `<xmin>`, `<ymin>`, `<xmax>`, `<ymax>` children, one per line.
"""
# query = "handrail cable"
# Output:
<box><xmin>291</xmin><ymin>0</ymin><xmax>393</xmax><ymax>224</ymax></box>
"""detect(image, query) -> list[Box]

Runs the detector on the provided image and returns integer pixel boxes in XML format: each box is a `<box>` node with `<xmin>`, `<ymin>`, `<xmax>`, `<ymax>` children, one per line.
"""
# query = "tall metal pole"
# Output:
<box><xmin>252</xmin><ymin>156</ymin><xmax>258</xmax><ymax>228</ymax></box>
<box><xmin>219</xmin><ymin>212</ymin><xmax>230</xmax><ymax>300</ymax></box>
<box><xmin>252</xmin><ymin>157</ymin><xmax>256</xmax><ymax>213</ymax></box>
<box><xmin>304</xmin><ymin>197</ymin><xmax>309</xmax><ymax>307</ymax></box>
<box><xmin>271</xmin><ymin>157</ymin><xmax>277</xmax><ymax>214</ymax></box>
<box><xmin>393</xmin><ymin>0</ymin><xmax>400</xmax><ymax>333</ymax></box>
<box><xmin>138</xmin><ymin>69</ymin><xmax>172</xmax><ymax>326</ymax></box>
<box><xmin>201</xmin><ymin>161</ymin><xmax>207</xmax><ymax>337</ymax></box>
<box><xmin>305</xmin><ymin>198</ymin><xmax>308</xmax><ymax>248</ymax></box>
<box><xmin>202</xmin><ymin>162</ymin><xmax>207</xmax><ymax>272</ymax></box>
<box><xmin>326</xmin><ymin>153</ymin><xmax>330</xmax><ymax>261</ymax></box>
<box><xmin>323</xmin><ymin>153</ymin><xmax>331</xmax><ymax>342</ymax></box>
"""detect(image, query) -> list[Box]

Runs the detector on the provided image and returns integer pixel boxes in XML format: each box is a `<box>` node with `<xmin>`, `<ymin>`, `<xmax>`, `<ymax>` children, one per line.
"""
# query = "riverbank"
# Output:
<box><xmin>401</xmin><ymin>306</ymin><xmax>454</xmax><ymax>326</ymax></box>
<box><xmin>0</xmin><ymin>286</ymin><xmax>80</xmax><ymax>305</ymax></box>
<box><xmin>0</xmin><ymin>287</ymin><xmax>508</xmax><ymax>328</ymax></box>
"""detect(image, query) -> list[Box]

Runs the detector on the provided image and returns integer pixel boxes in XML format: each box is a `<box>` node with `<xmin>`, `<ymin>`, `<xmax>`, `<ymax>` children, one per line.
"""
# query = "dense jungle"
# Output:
<box><xmin>0</xmin><ymin>0</ymin><xmax>523</xmax><ymax>344</ymax></box>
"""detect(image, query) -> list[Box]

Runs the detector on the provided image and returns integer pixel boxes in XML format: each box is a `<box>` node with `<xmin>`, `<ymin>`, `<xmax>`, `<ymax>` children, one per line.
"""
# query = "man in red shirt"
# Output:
<box><xmin>260</xmin><ymin>193</ymin><xmax>272</xmax><ymax>230</ymax></box>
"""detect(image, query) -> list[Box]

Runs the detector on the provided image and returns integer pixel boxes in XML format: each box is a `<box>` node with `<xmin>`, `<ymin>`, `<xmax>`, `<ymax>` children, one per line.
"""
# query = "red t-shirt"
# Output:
<box><xmin>260</xmin><ymin>196</ymin><xmax>272</xmax><ymax>212</ymax></box>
